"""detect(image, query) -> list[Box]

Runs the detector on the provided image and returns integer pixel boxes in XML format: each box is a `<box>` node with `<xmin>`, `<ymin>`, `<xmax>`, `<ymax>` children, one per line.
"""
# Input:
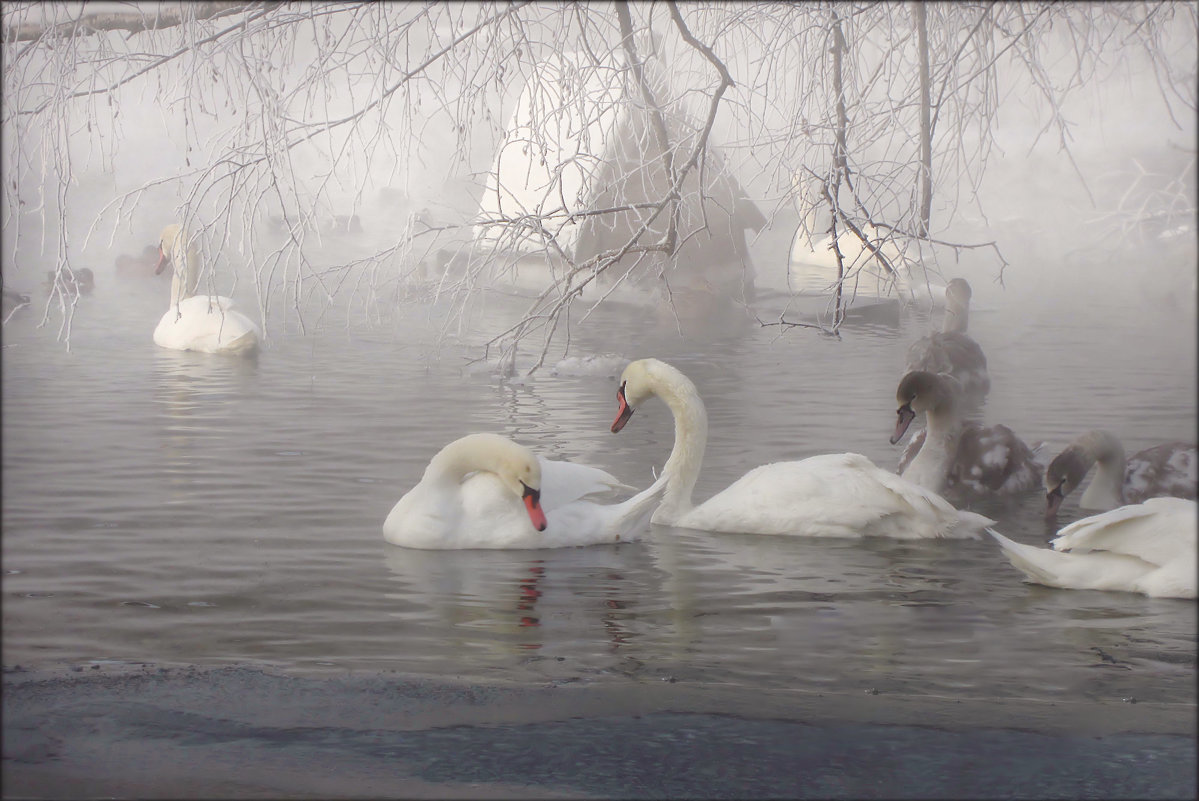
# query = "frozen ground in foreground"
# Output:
<box><xmin>3</xmin><ymin>664</ymin><xmax>1196</xmax><ymax>799</ymax></box>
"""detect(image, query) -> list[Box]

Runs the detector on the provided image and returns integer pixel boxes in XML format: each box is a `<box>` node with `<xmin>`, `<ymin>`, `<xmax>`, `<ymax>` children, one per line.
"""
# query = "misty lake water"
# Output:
<box><xmin>2</xmin><ymin>222</ymin><xmax>1195</xmax><ymax>719</ymax></box>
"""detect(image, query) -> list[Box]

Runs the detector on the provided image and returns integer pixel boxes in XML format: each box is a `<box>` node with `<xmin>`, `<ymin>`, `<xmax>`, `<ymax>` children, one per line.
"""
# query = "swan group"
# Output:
<box><xmin>152</xmin><ymin>224</ymin><xmax>260</xmax><ymax>355</ymax></box>
<box><xmin>139</xmin><ymin>220</ymin><xmax>1187</xmax><ymax>602</ymax></box>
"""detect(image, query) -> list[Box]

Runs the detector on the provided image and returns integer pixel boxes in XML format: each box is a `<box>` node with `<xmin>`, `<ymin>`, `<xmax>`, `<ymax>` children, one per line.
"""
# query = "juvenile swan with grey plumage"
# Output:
<box><xmin>904</xmin><ymin>278</ymin><xmax>989</xmax><ymax>402</ymax></box>
<box><xmin>1044</xmin><ymin>430</ymin><xmax>1196</xmax><ymax>517</ymax></box>
<box><xmin>892</xmin><ymin>371</ymin><xmax>1042</xmax><ymax>496</ymax></box>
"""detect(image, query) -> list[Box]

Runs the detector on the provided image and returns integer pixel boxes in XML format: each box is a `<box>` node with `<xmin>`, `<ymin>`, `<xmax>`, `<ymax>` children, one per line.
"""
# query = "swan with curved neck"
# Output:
<box><xmin>384</xmin><ymin>432</ymin><xmax>667</xmax><ymax>549</ymax></box>
<box><xmin>611</xmin><ymin>358</ymin><xmax>994</xmax><ymax>539</ymax></box>
<box><xmin>991</xmin><ymin>497</ymin><xmax>1196</xmax><ymax>599</ymax></box>
<box><xmin>892</xmin><ymin>370</ymin><xmax>1042</xmax><ymax>496</ymax></box>
<box><xmin>1045</xmin><ymin>430</ymin><xmax>1196</xmax><ymax>517</ymax></box>
<box><xmin>152</xmin><ymin>224</ymin><xmax>260</xmax><ymax>355</ymax></box>
<box><xmin>904</xmin><ymin>278</ymin><xmax>989</xmax><ymax>401</ymax></box>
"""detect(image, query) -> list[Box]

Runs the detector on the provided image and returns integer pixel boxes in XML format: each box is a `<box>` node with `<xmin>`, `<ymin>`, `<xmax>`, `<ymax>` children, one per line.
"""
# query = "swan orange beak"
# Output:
<box><xmin>611</xmin><ymin>383</ymin><xmax>634</xmax><ymax>433</ymax></box>
<box><xmin>522</xmin><ymin>483</ymin><xmax>547</xmax><ymax>531</ymax></box>
<box><xmin>1045</xmin><ymin>485</ymin><xmax>1064</xmax><ymax>519</ymax></box>
<box><xmin>154</xmin><ymin>247</ymin><xmax>168</xmax><ymax>275</ymax></box>
<box><xmin>891</xmin><ymin>402</ymin><xmax>916</xmax><ymax>444</ymax></box>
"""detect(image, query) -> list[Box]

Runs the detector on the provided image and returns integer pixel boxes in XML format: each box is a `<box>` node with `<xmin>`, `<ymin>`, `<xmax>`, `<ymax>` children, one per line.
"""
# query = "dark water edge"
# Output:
<box><xmin>4</xmin><ymin>664</ymin><xmax>1195</xmax><ymax>800</ymax></box>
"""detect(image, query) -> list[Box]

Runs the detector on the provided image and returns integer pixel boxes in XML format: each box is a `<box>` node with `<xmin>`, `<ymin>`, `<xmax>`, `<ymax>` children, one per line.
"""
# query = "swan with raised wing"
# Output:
<box><xmin>610</xmin><ymin>358</ymin><xmax>994</xmax><ymax>539</ymax></box>
<box><xmin>991</xmin><ymin>497</ymin><xmax>1196</xmax><ymax>599</ymax></box>
<box><xmin>383</xmin><ymin>432</ymin><xmax>667</xmax><ymax>549</ymax></box>
<box><xmin>892</xmin><ymin>371</ymin><xmax>1042</xmax><ymax>496</ymax></box>
<box><xmin>904</xmin><ymin>278</ymin><xmax>989</xmax><ymax>402</ymax></box>
<box><xmin>153</xmin><ymin>224</ymin><xmax>260</xmax><ymax>355</ymax></box>
<box><xmin>1044</xmin><ymin>430</ymin><xmax>1196</xmax><ymax>517</ymax></box>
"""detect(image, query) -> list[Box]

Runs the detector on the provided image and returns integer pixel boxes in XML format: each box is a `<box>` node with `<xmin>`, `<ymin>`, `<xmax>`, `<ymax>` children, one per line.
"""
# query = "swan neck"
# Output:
<box><xmin>1079</xmin><ymin>432</ymin><xmax>1126</xmax><ymax>508</ymax></box>
<box><xmin>654</xmin><ymin>374</ymin><xmax>708</xmax><ymax>523</ymax></box>
<box><xmin>424</xmin><ymin>438</ymin><xmax>486</xmax><ymax>487</ymax></box>
<box><xmin>942</xmin><ymin>300</ymin><xmax>968</xmax><ymax>334</ymax></box>
<box><xmin>907</xmin><ymin>407</ymin><xmax>959</xmax><ymax>491</ymax></box>
<box><xmin>170</xmin><ymin>240</ymin><xmax>200</xmax><ymax>305</ymax></box>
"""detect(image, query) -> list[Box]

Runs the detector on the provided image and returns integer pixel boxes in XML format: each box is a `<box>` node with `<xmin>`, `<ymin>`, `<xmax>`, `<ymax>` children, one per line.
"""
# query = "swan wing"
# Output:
<box><xmin>537</xmin><ymin>456</ymin><xmax>630</xmax><ymax>511</ymax></box>
<box><xmin>906</xmin><ymin>333</ymin><xmax>989</xmax><ymax>396</ymax></box>
<box><xmin>1125</xmin><ymin>443</ymin><xmax>1197</xmax><ymax>503</ymax></box>
<box><xmin>683</xmin><ymin>453</ymin><xmax>987</xmax><ymax>538</ymax></box>
<box><xmin>954</xmin><ymin>423</ymin><xmax>1044</xmax><ymax>495</ymax></box>
<box><xmin>545</xmin><ymin>475</ymin><xmax>668</xmax><ymax>547</ymax></box>
<box><xmin>1051</xmin><ymin>497</ymin><xmax>1197</xmax><ymax>567</ymax></box>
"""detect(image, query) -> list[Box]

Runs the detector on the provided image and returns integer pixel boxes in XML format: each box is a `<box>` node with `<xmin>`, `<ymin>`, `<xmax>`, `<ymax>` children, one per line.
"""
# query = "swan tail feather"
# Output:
<box><xmin>951</xmin><ymin>510</ymin><xmax>996</xmax><ymax>538</ymax></box>
<box><xmin>610</xmin><ymin>473</ymin><xmax>671</xmax><ymax>541</ymax></box>
<box><xmin>990</xmin><ymin>530</ymin><xmax>1076</xmax><ymax>587</ymax></box>
<box><xmin>990</xmin><ymin>530</ymin><xmax>1157</xmax><ymax>592</ymax></box>
<box><xmin>222</xmin><ymin>330</ymin><xmax>259</xmax><ymax>355</ymax></box>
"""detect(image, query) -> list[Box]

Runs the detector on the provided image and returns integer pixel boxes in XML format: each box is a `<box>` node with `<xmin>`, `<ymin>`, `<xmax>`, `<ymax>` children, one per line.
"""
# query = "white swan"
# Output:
<box><xmin>610</xmin><ymin>358</ymin><xmax>994</xmax><ymax>539</ymax></box>
<box><xmin>788</xmin><ymin>180</ymin><xmax>946</xmax><ymax>308</ymax></box>
<box><xmin>788</xmin><ymin>222</ymin><xmax>947</xmax><ymax>307</ymax></box>
<box><xmin>892</xmin><ymin>371</ymin><xmax>1042</xmax><ymax>496</ymax></box>
<box><xmin>991</xmin><ymin>498</ymin><xmax>1197</xmax><ymax>599</ymax></box>
<box><xmin>1045</xmin><ymin>430</ymin><xmax>1197</xmax><ymax>517</ymax></box>
<box><xmin>383</xmin><ymin>432</ymin><xmax>668</xmax><ymax>550</ymax></box>
<box><xmin>153</xmin><ymin>224</ymin><xmax>260</xmax><ymax>355</ymax></box>
<box><xmin>904</xmin><ymin>278</ymin><xmax>989</xmax><ymax>401</ymax></box>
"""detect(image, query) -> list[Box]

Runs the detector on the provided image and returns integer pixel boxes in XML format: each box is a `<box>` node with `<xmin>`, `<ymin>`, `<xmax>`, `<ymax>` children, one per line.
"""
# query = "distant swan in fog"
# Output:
<box><xmin>788</xmin><ymin>180</ymin><xmax>946</xmax><ymax>308</ymax></box>
<box><xmin>383</xmin><ymin>432</ymin><xmax>667</xmax><ymax>549</ymax></box>
<box><xmin>153</xmin><ymin>224</ymin><xmax>260</xmax><ymax>355</ymax></box>
<box><xmin>610</xmin><ymin>358</ymin><xmax>994</xmax><ymax>539</ymax></box>
<box><xmin>904</xmin><ymin>278</ymin><xmax>989</xmax><ymax>402</ymax></box>
<box><xmin>991</xmin><ymin>497</ymin><xmax>1196</xmax><ymax>599</ymax></box>
<box><xmin>1044</xmin><ymin>430</ymin><xmax>1196</xmax><ymax>517</ymax></box>
<box><xmin>892</xmin><ymin>371</ymin><xmax>1042</xmax><ymax>496</ymax></box>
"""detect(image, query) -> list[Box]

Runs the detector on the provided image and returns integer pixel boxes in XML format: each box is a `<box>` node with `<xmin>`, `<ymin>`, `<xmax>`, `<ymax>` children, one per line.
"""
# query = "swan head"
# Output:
<box><xmin>945</xmin><ymin>277</ymin><xmax>971</xmax><ymax>305</ymax></box>
<box><xmin>453</xmin><ymin>433</ymin><xmax>547</xmax><ymax>531</ymax></box>
<box><xmin>611</xmin><ymin>358</ymin><xmax>670</xmax><ymax>433</ymax></box>
<box><xmin>1044</xmin><ymin>446</ymin><xmax>1090</xmax><ymax>518</ymax></box>
<box><xmin>892</xmin><ymin>370</ymin><xmax>961</xmax><ymax>444</ymax></box>
<box><xmin>154</xmin><ymin>224</ymin><xmax>184</xmax><ymax>275</ymax></box>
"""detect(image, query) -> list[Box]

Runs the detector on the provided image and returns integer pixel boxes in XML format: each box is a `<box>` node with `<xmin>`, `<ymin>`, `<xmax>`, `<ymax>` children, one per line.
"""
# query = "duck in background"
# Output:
<box><xmin>891</xmin><ymin>370</ymin><xmax>1042</xmax><ymax>496</ymax></box>
<box><xmin>1044</xmin><ymin>430</ymin><xmax>1196</xmax><ymax>517</ymax></box>
<box><xmin>904</xmin><ymin>278</ymin><xmax>990</xmax><ymax>404</ymax></box>
<box><xmin>44</xmin><ymin>267</ymin><xmax>95</xmax><ymax>295</ymax></box>
<box><xmin>609</xmin><ymin>358</ymin><xmax>995</xmax><ymax>539</ymax></box>
<box><xmin>152</xmin><ymin>223</ymin><xmax>260</xmax><ymax>355</ymax></box>
<box><xmin>991</xmin><ymin>497</ymin><xmax>1196</xmax><ymax>599</ymax></box>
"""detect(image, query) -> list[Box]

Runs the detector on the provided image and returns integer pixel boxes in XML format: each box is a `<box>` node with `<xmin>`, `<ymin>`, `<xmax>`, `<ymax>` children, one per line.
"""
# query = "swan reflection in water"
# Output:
<box><xmin>380</xmin><ymin>543</ymin><xmax>647</xmax><ymax>662</ymax></box>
